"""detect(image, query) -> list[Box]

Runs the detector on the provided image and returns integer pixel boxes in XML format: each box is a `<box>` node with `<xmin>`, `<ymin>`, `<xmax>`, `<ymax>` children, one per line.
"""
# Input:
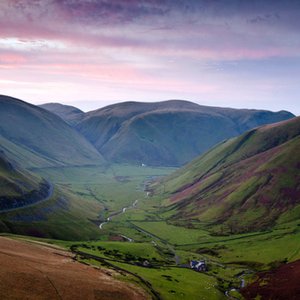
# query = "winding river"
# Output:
<box><xmin>99</xmin><ymin>199</ymin><xmax>139</xmax><ymax>232</ymax></box>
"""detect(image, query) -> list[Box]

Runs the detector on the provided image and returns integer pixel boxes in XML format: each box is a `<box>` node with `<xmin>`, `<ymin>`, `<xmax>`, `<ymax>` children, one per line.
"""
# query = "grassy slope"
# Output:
<box><xmin>76</xmin><ymin>100</ymin><xmax>294</xmax><ymax>166</ymax></box>
<box><xmin>0</xmin><ymin>164</ymin><xmax>174</xmax><ymax>240</ymax></box>
<box><xmin>0</xmin><ymin>95</ymin><xmax>104</xmax><ymax>168</ymax></box>
<box><xmin>0</xmin><ymin>96</ymin><xmax>107</xmax><ymax>239</ymax></box>
<box><xmin>155</xmin><ymin>116</ymin><xmax>300</xmax><ymax>233</ymax></box>
<box><xmin>101</xmin><ymin>110</ymin><xmax>239</xmax><ymax>166</ymax></box>
<box><xmin>0</xmin><ymin>153</ymin><xmax>103</xmax><ymax>240</ymax></box>
<box><xmin>0</xmin><ymin>151</ymin><xmax>41</xmax><ymax>198</ymax></box>
<box><xmin>0</xmin><ymin>135</ymin><xmax>62</xmax><ymax>169</ymax></box>
<box><xmin>0</xmin><ymin>186</ymin><xmax>103</xmax><ymax>240</ymax></box>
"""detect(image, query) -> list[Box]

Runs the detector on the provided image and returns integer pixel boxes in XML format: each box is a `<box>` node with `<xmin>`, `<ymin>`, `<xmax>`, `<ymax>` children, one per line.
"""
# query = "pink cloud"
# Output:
<box><xmin>0</xmin><ymin>52</ymin><xmax>27</xmax><ymax>64</ymax></box>
<box><xmin>0</xmin><ymin>0</ymin><xmax>299</xmax><ymax>116</ymax></box>
<box><xmin>0</xmin><ymin>0</ymin><xmax>299</xmax><ymax>62</ymax></box>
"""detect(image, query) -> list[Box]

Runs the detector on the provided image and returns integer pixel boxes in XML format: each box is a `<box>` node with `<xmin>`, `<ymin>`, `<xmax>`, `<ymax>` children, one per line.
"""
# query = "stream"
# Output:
<box><xmin>98</xmin><ymin>192</ymin><xmax>253</xmax><ymax>296</ymax></box>
<box><xmin>98</xmin><ymin>196</ymin><xmax>180</xmax><ymax>264</ymax></box>
<box><xmin>225</xmin><ymin>269</ymin><xmax>253</xmax><ymax>298</ymax></box>
<box><xmin>99</xmin><ymin>199</ymin><xmax>139</xmax><ymax>233</ymax></box>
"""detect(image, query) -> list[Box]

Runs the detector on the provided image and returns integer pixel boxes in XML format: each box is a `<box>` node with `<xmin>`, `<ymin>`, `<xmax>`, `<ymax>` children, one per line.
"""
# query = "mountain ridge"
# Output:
<box><xmin>74</xmin><ymin>100</ymin><xmax>294</xmax><ymax>166</ymax></box>
<box><xmin>4</xmin><ymin>96</ymin><xmax>295</xmax><ymax>167</ymax></box>
<box><xmin>0</xmin><ymin>95</ymin><xmax>105</xmax><ymax>168</ymax></box>
<box><xmin>39</xmin><ymin>102</ymin><xmax>84</xmax><ymax>125</ymax></box>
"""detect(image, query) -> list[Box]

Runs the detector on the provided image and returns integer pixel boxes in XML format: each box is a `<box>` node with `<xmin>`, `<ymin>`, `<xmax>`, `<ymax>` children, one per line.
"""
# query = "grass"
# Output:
<box><xmin>177</xmin><ymin>224</ymin><xmax>300</xmax><ymax>267</ymax></box>
<box><xmin>131</xmin><ymin>221</ymin><xmax>210</xmax><ymax>245</ymax></box>
<box><xmin>112</xmin><ymin>262</ymin><xmax>223</xmax><ymax>300</ymax></box>
<box><xmin>35</xmin><ymin>164</ymin><xmax>175</xmax><ymax>212</ymax></box>
<box><xmin>75</xmin><ymin>246</ymin><xmax>224</xmax><ymax>300</ymax></box>
<box><xmin>0</xmin><ymin>186</ymin><xmax>103</xmax><ymax>240</ymax></box>
<box><xmin>1</xmin><ymin>100</ymin><xmax>299</xmax><ymax>299</ymax></box>
<box><xmin>152</xmin><ymin>122</ymin><xmax>300</xmax><ymax>234</ymax></box>
<box><xmin>0</xmin><ymin>96</ymin><xmax>104</xmax><ymax>168</ymax></box>
<box><xmin>220</xmin><ymin>231</ymin><xmax>300</xmax><ymax>265</ymax></box>
<box><xmin>75</xmin><ymin>240</ymin><xmax>166</xmax><ymax>264</ymax></box>
<box><xmin>1</xmin><ymin>159</ymin><xmax>300</xmax><ymax>299</ymax></box>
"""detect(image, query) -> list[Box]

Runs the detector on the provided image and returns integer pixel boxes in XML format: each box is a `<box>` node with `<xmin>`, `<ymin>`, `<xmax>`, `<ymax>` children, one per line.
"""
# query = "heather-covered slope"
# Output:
<box><xmin>154</xmin><ymin>116</ymin><xmax>300</xmax><ymax>233</ymax></box>
<box><xmin>241</xmin><ymin>259</ymin><xmax>300</xmax><ymax>300</ymax></box>
<box><xmin>0</xmin><ymin>95</ymin><xmax>104</xmax><ymax>168</ymax></box>
<box><xmin>76</xmin><ymin>100</ymin><xmax>294</xmax><ymax>166</ymax></box>
<box><xmin>39</xmin><ymin>102</ymin><xmax>84</xmax><ymax>125</ymax></box>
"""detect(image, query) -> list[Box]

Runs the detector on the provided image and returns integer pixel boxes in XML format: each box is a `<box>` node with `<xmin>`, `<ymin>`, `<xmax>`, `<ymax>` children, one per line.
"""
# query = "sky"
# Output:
<box><xmin>0</xmin><ymin>0</ymin><xmax>299</xmax><ymax>115</ymax></box>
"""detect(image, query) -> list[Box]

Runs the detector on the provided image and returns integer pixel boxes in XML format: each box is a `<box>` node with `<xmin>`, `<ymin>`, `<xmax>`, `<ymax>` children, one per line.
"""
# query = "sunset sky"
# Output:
<box><xmin>0</xmin><ymin>0</ymin><xmax>299</xmax><ymax>115</ymax></box>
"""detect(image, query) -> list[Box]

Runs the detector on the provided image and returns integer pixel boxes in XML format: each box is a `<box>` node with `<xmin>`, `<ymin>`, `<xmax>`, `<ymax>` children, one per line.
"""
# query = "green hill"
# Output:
<box><xmin>154</xmin><ymin>116</ymin><xmax>300</xmax><ymax>233</ymax></box>
<box><xmin>76</xmin><ymin>100</ymin><xmax>294</xmax><ymax>166</ymax></box>
<box><xmin>0</xmin><ymin>150</ymin><xmax>42</xmax><ymax>201</ymax></box>
<box><xmin>0</xmin><ymin>95</ymin><xmax>104</xmax><ymax>168</ymax></box>
<box><xmin>0</xmin><ymin>151</ymin><xmax>102</xmax><ymax>240</ymax></box>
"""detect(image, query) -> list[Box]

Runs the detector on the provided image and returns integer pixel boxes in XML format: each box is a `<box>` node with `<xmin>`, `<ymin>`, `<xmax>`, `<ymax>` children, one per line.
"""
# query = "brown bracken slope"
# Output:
<box><xmin>241</xmin><ymin>259</ymin><xmax>300</xmax><ymax>300</ymax></box>
<box><xmin>0</xmin><ymin>237</ymin><xmax>148</xmax><ymax>300</ymax></box>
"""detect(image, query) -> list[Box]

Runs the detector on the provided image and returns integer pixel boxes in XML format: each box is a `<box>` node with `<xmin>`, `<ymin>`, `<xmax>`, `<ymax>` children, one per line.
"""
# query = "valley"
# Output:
<box><xmin>0</xmin><ymin>96</ymin><xmax>299</xmax><ymax>299</ymax></box>
<box><xmin>4</xmin><ymin>160</ymin><xmax>298</xmax><ymax>299</ymax></box>
<box><xmin>1</xmin><ymin>0</ymin><xmax>300</xmax><ymax>298</ymax></box>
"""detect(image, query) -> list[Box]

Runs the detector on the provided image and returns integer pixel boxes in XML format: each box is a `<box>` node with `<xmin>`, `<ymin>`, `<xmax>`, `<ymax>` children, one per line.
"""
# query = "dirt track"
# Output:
<box><xmin>241</xmin><ymin>259</ymin><xmax>300</xmax><ymax>300</ymax></box>
<box><xmin>0</xmin><ymin>237</ymin><xmax>148</xmax><ymax>300</ymax></box>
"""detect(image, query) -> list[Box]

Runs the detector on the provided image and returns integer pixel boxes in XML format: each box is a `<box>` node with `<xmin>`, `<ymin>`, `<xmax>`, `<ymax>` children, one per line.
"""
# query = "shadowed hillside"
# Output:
<box><xmin>0</xmin><ymin>95</ymin><xmax>104</xmax><ymax>168</ymax></box>
<box><xmin>0</xmin><ymin>151</ymin><xmax>103</xmax><ymax>240</ymax></box>
<box><xmin>154</xmin><ymin>116</ymin><xmax>300</xmax><ymax>233</ymax></box>
<box><xmin>75</xmin><ymin>100</ymin><xmax>294</xmax><ymax>166</ymax></box>
<box><xmin>39</xmin><ymin>102</ymin><xmax>84</xmax><ymax>125</ymax></box>
<box><xmin>0</xmin><ymin>150</ymin><xmax>46</xmax><ymax>210</ymax></box>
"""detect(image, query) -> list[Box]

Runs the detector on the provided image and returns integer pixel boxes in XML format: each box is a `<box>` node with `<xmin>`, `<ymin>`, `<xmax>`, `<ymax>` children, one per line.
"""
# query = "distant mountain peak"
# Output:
<box><xmin>39</xmin><ymin>102</ymin><xmax>84</xmax><ymax>125</ymax></box>
<box><xmin>75</xmin><ymin>100</ymin><xmax>294</xmax><ymax>166</ymax></box>
<box><xmin>0</xmin><ymin>95</ymin><xmax>104</xmax><ymax>168</ymax></box>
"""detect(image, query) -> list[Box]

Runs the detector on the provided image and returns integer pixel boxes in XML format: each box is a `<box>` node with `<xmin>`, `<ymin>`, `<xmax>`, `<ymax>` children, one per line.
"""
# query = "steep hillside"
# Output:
<box><xmin>0</xmin><ymin>150</ymin><xmax>46</xmax><ymax>209</ymax></box>
<box><xmin>0</xmin><ymin>95</ymin><xmax>104</xmax><ymax>168</ymax></box>
<box><xmin>0</xmin><ymin>151</ymin><xmax>102</xmax><ymax>240</ymax></box>
<box><xmin>76</xmin><ymin>100</ymin><xmax>294</xmax><ymax>166</ymax></box>
<box><xmin>154</xmin><ymin>116</ymin><xmax>300</xmax><ymax>233</ymax></box>
<box><xmin>39</xmin><ymin>102</ymin><xmax>84</xmax><ymax>125</ymax></box>
<box><xmin>241</xmin><ymin>259</ymin><xmax>300</xmax><ymax>300</ymax></box>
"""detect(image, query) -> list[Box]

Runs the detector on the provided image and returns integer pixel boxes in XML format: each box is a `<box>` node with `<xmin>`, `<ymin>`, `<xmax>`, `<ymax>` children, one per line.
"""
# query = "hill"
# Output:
<box><xmin>39</xmin><ymin>102</ymin><xmax>84</xmax><ymax>125</ymax></box>
<box><xmin>241</xmin><ymin>259</ymin><xmax>300</xmax><ymax>300</ymax></box>
<box><xmin>0</xmin><ymin>95</ymin><xmax>104</xmax><ymax>168</ymax></box>
<box><xmin>0</xmin><ymin>151</ymin><xmax>103</xmax><ymax>240</ymax></box>
<box><xmin>0</xmin><ymin>150</ymin><xmax>46</xmax><ymax>210</ymax></box>
<box><xmin>153</xmin><ymin>116</ymin><xmax>300</xmax><ymax>233</ymax></box>
<box><xmin>75</xmin><ymin>100</ymin><xmax>294</xmax><ymax>166</ymax></box>
<box><xmin>0</xmin><ymin>237</ymin><xmax>147</xmax><ymax>300</ymax></box>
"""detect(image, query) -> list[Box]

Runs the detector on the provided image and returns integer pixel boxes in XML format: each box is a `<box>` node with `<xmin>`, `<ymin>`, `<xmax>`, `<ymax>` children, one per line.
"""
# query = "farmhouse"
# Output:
<box><xmin>190</xmin><ymin>260</ymin><xmax>207</xmax><ymax>272</ymax></box>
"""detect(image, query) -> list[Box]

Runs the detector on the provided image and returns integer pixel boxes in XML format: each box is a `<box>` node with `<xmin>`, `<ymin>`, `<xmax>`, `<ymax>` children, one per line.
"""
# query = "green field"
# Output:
<box><xmin>34</xmin><ymin>164</ymin><xmax>176</xmax><ymax>212</ymax></box>
<box><xmin>2</xmin><ymin>162</ymin><xmax>300</xmax><ymax>299</ymax></box>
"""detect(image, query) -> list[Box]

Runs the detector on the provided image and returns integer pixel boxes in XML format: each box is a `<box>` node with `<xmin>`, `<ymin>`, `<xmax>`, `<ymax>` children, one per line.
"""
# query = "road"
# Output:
<box><xmin>0</xmin><ymin>181</ymin><xmax>54</xmax><ymax>213</ymax></box>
